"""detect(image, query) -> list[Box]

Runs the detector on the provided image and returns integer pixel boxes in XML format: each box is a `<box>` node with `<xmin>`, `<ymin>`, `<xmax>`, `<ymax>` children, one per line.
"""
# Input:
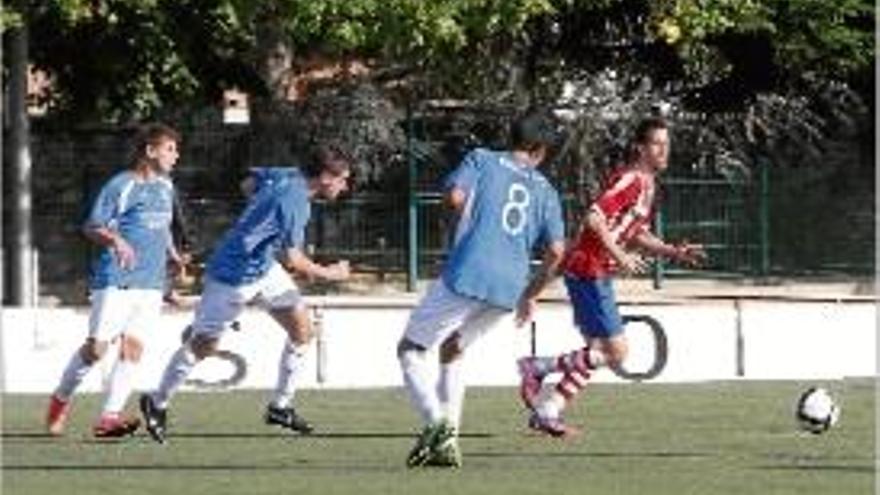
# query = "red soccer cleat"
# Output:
<box><xmin>527</xmin><ymin>412</ymin><xmax>581</xmax><ymax>439</ymax></box>
<box><xmin>517</xmin><ymin>357</ymin><xmax>544</xmax><ymax>410</ymax></box>
<box><xmin>46</xmin><ymin>395</ymin><xmax>71</xmax><ymax>436</ymax></box>
<box><xmin>93</xmin><ymin>413</ymin><xmax>142</xmax><ymax>438</ymax></box>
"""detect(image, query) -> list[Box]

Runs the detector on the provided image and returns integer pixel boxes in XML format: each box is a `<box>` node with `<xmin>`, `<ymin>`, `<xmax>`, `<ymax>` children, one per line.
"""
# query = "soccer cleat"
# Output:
<box><xmin>527</xmin><ymin>412</ymin><xmax>581</xmax><ymax>439</ymax></box>
<box><xmin>93</xmin><ymin>413</ymin><xmax>141</xmax><ymax>438</ymax></box>
<box><xmin>264</xmin><ymin>405</ymin><xmax>314</xmax><ymax>434</ymax></box>
<box><xmin>406</xmin><ymin>423</ymin><xmax>440</xmax><ymax>468</ymax></box>
<box><xmin>45</xmin><ymin>395</ymin><xmax>71</xmax><ymax>436</ymax></box>
<box><xmin>426</xmin><ymin>440</ymin><xmax>463</xmax><ymax>468</ymax></box>
<box><xmin>426</xmin><ymin>422</ymin><xmax>462</xmax><ymax>468</ymax></box>
<box><xmin>139</xmin><ymin>394</ymin><xmax>168</xmax><ymax>444</ymax></box>
<box><xmin>517</xmin><ymin>357</ymin><xmax>544</xmax><ymax>410</ymax></box>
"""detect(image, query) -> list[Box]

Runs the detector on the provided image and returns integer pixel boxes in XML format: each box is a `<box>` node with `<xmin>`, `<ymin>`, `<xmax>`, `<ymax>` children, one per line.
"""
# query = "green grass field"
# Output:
<box><xmin>2</xmin><ymin>381</ymin><xmax>875</xmax><ymax>495</ymax></box>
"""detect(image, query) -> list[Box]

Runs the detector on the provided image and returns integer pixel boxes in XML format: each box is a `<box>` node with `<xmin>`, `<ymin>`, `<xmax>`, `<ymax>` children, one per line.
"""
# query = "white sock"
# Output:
<box><xmin>529</xmin><ymin>356</ymin><xmax>558</xmax><ymax>376</ymax></box>
<box><xmin>153</xmin><ymin>345</ymin><xmax>197</xmax><ymax>409</ymax></box>
<box><xmin>54</xmin><ymin>349</ymin><xmax>94</xmax><ymax>401</ymax></box>
<box><xmin>101</xmin><ymin>359</ymin><xmax>136</xmax><ymax>415</ymax></box>
<box><xmin>270</xmin><ymin>340</ymin><xmax>309</xmax><ymax>409</ymax></box>
<box><xmin>399</xmin><ymin>348</ymin><xmax>442</xmax><ymax>424</ymax></box>
<box><xmin>587</xmin><ymin>348</ymin><xmax>607</xmax><ymax>369</ymax></box>
<box><xmin>437</xmin><ymin>360</ymin><xmax>465</xmax><ymax>430</ymax></box>
<box><xmin>536</xmin><ymin>387</ymin><xmax>566</xmax><ymax>419</ymax></box>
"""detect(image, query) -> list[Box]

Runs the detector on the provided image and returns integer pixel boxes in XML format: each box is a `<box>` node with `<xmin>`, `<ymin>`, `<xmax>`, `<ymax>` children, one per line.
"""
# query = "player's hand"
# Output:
<box><xmin>112</xmin><ymin>237</ymin><xmax>136</xmax><ymax>270</ymax></box>
<box><xmin>324</xmin><ymin>260</ymin><xmax>351</xmax><ymax>282</ymax></box>
<box><xmin>618</xmin><ymin>252</ymin><xmax>648</xmax><ymax>276</ymax></box>
<box><xmin>674</xmin><ymin>242</ymin><xmax>707</xmax><ymax>267</ymax></box>
<box><xmin>515</xmin><ymin>297</ymin><xmax>538</xmax><ymax>328</ymax></box>
<box><xmin>168</xmin><ymin>252</ymin><xmax>189</xmax><ymax>275</ymax></box>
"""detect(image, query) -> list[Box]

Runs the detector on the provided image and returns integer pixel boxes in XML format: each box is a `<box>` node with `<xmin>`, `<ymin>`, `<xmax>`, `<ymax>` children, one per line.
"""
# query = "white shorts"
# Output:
<box><xmin>402</xmin><ymin>280</ymin><xmax>510</xmax><ymax>350</ymax></box>
<box><xmin>88</xmin><ymin>287</ymin><xmax>163</xmax><ymax>342</ymax></box>
<box><xmin>191</xmin><ymin>261</ymin><xmax>303</xmax><ymax>338</ymax></box>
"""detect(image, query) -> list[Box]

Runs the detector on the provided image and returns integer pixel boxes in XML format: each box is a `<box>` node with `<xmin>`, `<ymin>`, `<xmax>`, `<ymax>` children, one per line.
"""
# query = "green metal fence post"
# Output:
<box><xmin>758</xmin><ymin>157</ymin><xmax>770</xmax><ymax>276</ymax></box>
<box><xmin>406</xmin><ymin>103</ymin><xmax>419</xmax><ymax>292</ymax></box>
<box><xmin>652</xmin><ymin>207</ymin><xmax>665</xmax><ymax>289</ymax></box>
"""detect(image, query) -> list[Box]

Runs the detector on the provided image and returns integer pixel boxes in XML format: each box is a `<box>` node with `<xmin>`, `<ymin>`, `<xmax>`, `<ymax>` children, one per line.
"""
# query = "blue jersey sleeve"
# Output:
<box><xmin>250</xmin><ymin>167</ymin><xmax>295</xmax><ymax>193</ymax></box>
<box><xmin>540</xmin><ymin>188</ymin><xmax>566</xmax><ymax>246</ymax></box>
<box><xmin>277</xmin><ymin>190</ymin><xmax>311</xmax><ymax>250</ymax></box>
<box><xmin>85</xmin><ymin>175</ymin><xmax>128</xmax><ymax>229</ymax></box>
<box><xmin>443</xmin><ymin>149</ymin><xmax>483</xmax><ymax>193</ymax></box>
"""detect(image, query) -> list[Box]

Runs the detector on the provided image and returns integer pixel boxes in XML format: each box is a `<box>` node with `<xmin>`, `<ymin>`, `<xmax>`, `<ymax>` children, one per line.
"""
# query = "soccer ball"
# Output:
<box><xmin>795</xmin><ymin>387</ymin><xmax>840</xmax><ymax>434</ymax></box>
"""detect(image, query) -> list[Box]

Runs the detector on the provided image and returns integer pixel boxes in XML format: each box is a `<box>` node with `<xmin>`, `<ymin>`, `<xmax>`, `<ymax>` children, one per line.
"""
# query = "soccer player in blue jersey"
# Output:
<box><xmin>398</xmin><ymin>111</ymin><xmax>566</xmax><ymax>468</ymax></box>
<box><xmin>139</xmin><ymin>143</ymin><xmax>352</xmax><ymax>444</ymax></box>
<box><xmin>46</xmin><ymin>123</ymin><xmax>181</xmax><ymax>438</ymax></box>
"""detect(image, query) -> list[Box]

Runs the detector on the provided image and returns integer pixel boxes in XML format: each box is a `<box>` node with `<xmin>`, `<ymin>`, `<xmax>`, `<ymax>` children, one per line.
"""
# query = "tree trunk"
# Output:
<box><xmin>254</xmin><ymin>2</ymin><xmax>294</xmax><ymax>101</ymax></box>
<box><xmin>5</xmin><ymin>17</ymin><xmax>35</xmax><ymax>306</ymax></box>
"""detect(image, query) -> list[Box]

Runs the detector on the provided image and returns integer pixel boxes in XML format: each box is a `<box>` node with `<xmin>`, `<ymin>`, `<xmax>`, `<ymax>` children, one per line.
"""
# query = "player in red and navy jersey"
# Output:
<box><xmin>517</xmin><ymin>116</ymin><xmax>705</xmax><ymax>437</ymax></box>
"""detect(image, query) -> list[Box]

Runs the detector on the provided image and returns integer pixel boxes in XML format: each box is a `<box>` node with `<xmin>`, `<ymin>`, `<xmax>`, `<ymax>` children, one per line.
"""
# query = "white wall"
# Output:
<box><xmin>0</xmin><ymin>297</ymin><xmax>875</xmax><ymax>393</ymax></box>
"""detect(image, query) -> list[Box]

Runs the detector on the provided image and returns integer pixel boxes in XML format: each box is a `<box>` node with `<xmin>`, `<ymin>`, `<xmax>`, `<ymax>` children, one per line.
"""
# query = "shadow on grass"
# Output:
<box><xmin>1</xmin><ymin>431</ymin><xmax>493</xmax><ymax>441</ymax></box>
<box><xmin>470</xmin><ymin>450</ymin><xmax>714</xmax><ymax>460</ymax></box>
<box><xmin>753</xmin><ymin>464</ymin><xmax>874</xmax><ymax>474</ymax></box>
<box><xmin>1</xmin><ymin>463</ymin><xmax>402</xmax><ymax>473</ymax></box>
<box><xmin>168</xmin><ymin>431</ymin><xmax>493</xmax><ymax>440</ymax></box>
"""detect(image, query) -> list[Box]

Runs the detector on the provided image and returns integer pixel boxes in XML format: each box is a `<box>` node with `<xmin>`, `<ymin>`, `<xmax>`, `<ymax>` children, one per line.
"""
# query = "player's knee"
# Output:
<box><xmin>188</xmin><ymin>334</ymin><xmax>219</xmax><ymax>360</ymax></box>
<box><xmin>289</xmin><ymin>324</ymin><xmax>313</xmax><ymax>346</ymax></box>
<box><xmin>439</xmin><ymin>334</ymin><xmax>462</xmax><ymax>364</ymax></box>
<box><xmin>605</xmin><ymin>341</ymin><xmax>628</xmax><ymax>367</ymax></box>
<box><xmin>119</xmin><ymin>335</ymin><xmax>143</xmax><ymax>362</ymax></box>
<box><xmin>276</xmin><ymin>307</ymin><xmax>313</xmax><ymax>346</ymax></box>
<box><xmin>80</xmin><ymin>339</ymin><xmax>107</xmax><ymax>364</ymax></box>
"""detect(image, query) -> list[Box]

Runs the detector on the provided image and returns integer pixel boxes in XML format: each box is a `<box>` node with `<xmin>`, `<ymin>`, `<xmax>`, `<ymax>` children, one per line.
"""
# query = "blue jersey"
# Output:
<box><xmin>207</xmin><ymin>168</ymin><xmax>311</xmax><ymax>285</ymax></box>
<box><xmin>85</xmin><ymin>171</ymin><xmax>175</xmax><ymax>290</ymax></box>
<box><xmin>441</xmin><ymin>148</ymin><xmax>565</xmax><ymax>309</ymax></box>
<box><xmin>249</xmin><ymin>166</ymin><xmax>299</xmax><ymax>193</ymax></box>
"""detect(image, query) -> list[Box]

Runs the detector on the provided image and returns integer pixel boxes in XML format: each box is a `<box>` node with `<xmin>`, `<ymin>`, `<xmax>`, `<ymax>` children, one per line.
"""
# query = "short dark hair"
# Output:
<box><xmin>132</xmin><ymin>123</ymin><xmax>180</xmax><ymax>164</ymax></box>
<box><xmin>626</xmin><ymin>117</ymin><xmax>669</xmax><ymax>162</ymax></box>
<box><xmin>631</xmin><ymin>117</ymin><xmax>668</xmax><ymax>146</ymax></box>
<box><xmin>302</xmin><ymin>141</ymin><xmax>353</xmax><ymax>178</ymax></box>
<box><xmin>510</xmin><ymin>111</ymin><xmax>557</xmax><ymax>152</ymax></box>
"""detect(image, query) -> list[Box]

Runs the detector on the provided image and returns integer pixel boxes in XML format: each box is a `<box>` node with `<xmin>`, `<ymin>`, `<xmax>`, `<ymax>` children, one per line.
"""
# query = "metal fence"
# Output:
<box><xmin>295</xmin><ymin>174</ymin><xmax>764</xmax><ymax>290</ymax></box>
<box><xmin>10</xmin><ymin>113</ymin><xmax>873</xmax><ymax>305</ymax></box>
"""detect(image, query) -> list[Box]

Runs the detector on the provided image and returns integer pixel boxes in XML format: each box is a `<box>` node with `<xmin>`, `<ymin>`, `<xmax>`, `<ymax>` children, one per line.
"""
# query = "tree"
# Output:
<box><xmin>3</xmin><ymin>0</ymin><xmax>873</xmax><ymax>122</ymax></box>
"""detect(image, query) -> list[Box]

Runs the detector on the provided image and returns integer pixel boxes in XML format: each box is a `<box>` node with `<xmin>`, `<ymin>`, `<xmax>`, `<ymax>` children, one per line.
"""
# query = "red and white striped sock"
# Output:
<box><xmin>556</xmin><ymin>346</ymin><xmax>604</xmax><ymax>374</ymax></box>
<box><xmin>555</xmin><ymin>363</ymin><xmax>592</xmax><ymax>404</ymax></box>
<box><xmin>535</xmin><ymin>346</ymin><xmax>600</xmax><ymax>419</ymax></box>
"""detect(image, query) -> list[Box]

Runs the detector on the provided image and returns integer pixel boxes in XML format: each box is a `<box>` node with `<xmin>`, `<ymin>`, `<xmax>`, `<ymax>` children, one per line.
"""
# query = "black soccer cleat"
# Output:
<box><xmin>264</xmin><ymin>405</ymin><xmax>315</xmax><ymax>435</ymax></box>
<box><xmin>139</xmin><ymin>393</ymin><xmax>168</xmax><ymax>444</ymax></box>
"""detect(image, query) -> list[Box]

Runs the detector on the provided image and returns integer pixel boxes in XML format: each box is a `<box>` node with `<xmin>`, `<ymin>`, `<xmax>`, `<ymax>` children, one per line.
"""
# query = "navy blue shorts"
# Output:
<box><xmin>564</xmin><ymin>275</ymin><xmax>623</xmax><ymax>339</ymax></box>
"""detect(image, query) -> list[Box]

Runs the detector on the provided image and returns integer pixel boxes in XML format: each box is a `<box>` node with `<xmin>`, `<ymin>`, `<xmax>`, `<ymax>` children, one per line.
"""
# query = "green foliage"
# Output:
<box><xmin>0</xmin><ymin>5</ymin><xmax>23</xmax><ymax>31</ymax></box>
<box><xmin>259</xmin><ymin>0</ymin><xmax>555</xmax><ymax>62</ymax></box>
<box><xmin>651</xmin><ymin>0</ymin><xmax>873</xmax><ymax>80</ymax></box>
<box><xmin>770</xmin><ymin>0</ymin><xmax>875</xmax><ymax>75</ymax></box>
<box><xmin>23</xmin><ymin>0</ymin><xmax>259</xmax><ymax>122</ymax></box>
<box><xmin>13</xmin><ymin>0</ymin><xmax>875</xmax><ymax>121</ymax></box>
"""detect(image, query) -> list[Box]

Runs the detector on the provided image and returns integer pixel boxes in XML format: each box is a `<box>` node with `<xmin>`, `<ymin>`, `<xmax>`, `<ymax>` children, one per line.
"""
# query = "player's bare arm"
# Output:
<box><xmin>515</xmin><ymin>240</ymin><xmax>565</xmax><ymax>327</ymax></box>
<box><xmin>280</xmin><ymin>247</ymin><xmax>350</xmax><ymax>282</ymax></box>
<box><xmin>631</xmin><ymin>230</ymin><xmax>706</xmax><ymax>267</ymax></box>
<box><xmin>83</xmin><ymin>225</ymin><xmax>136</xmax><ymax>269</ymax></box>
<box><xmin>586</xmin><ymin>208</ymin><xmax>646</xmax><ymax>275</ymax></box>
<box><xmin>444</xmin><ymin>187</ymin><xmax>468</xmax><ymax>215</ymax></box>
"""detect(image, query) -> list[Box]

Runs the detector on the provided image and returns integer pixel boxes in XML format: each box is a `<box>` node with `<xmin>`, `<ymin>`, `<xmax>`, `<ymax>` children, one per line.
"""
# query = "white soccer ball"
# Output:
<box><xmin>795</xmin><ymin>387</ymin><xmax>840</xmax><ymax>434</ymax></box>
